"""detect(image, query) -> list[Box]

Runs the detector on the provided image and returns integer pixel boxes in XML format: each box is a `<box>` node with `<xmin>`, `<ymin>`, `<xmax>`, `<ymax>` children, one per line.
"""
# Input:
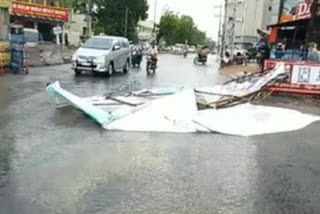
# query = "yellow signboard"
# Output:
<box><xmin>0</xmin><ymin>1</ymin><xmax>12</xmax><ymax>8</ymax></box>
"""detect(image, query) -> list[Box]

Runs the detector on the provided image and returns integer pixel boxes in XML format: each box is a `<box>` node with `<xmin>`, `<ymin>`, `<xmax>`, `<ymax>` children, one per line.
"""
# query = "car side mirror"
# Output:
<box><xmin>113</xmin><ymin>45</ymin><xmax>121</xmax><ymax>51</ymax></box>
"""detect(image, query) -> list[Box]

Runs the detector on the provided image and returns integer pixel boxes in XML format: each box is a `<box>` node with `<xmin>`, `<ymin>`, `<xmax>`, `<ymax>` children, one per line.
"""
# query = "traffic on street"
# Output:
<box><xmin>1</xmin><ymin>53</ymin><xmax>320</xmax><ymax>213</ymax></box>
<box><xmin>2</xmin><ymin>0</ymin><xmax>320</xmax><ymax>213</ymax></box>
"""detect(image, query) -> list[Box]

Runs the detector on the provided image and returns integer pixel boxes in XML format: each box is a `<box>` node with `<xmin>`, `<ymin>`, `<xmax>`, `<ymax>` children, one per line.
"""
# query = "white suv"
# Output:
<box><xmin>72</xmin><ymin>36</ymin><xmax>131</xmax><ymax>76</ymax></box>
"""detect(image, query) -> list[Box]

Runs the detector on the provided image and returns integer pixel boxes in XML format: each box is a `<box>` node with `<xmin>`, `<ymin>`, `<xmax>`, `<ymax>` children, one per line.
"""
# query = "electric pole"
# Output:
<box><xmin>87</xmin><ymin>0</ymin><xmax>92</xmax><ymax>38</ymax></box>
<box><xmin>220</xmin><ymin>0</ymin><xmax>228</xmax><ymax>66</ymax></box>
<box><xmin>216</xmin><ymin>4</ymin><xmax>223</xmax><ymax>53</ymax></box>
<box><xmin>230</xmin><ymin>1</ymin><xmax>237</xmax><ymax>60</ymax></box>
<box><xmin>124</xmin><ymin>7</ymin><xmax>129</xmax><ymax>37</ymax></box>
<box><xmin>153</xmin><ymin>0</ymin><xmax>158</xmax><ymax>32</ymax></box>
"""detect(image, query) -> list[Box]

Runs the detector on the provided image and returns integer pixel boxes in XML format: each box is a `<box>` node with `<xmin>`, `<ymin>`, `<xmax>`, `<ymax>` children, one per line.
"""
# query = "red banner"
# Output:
<box><xmin>295</xmin><ymin>1</ymin><xmax>312</xmax><ymax>20</ymax></box>
<box><xmin>12</xmin><ymin>1</ymin><xmax>70</xmax><ymax>22</ymax></box>
<box><xmin>295</xmin><ymin>0</ymin><xmax>320</xmax><ymax>21</ymax></box>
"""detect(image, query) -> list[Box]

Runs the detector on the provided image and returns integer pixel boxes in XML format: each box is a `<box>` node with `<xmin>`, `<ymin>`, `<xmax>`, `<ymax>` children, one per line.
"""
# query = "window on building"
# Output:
<box><xmin>82</xmin><ymin>27</ymin><xmax>87</xmax><ymax>36</ymax></box>
<box><xmin>47</xmin><ymin>0</ymin><xmax>56</xmax><ymax>6</ymax></box>
<box><xmin>32</xmin><ymin>0</ymin><xmax>44</xmax><ymax>4</ymax></box>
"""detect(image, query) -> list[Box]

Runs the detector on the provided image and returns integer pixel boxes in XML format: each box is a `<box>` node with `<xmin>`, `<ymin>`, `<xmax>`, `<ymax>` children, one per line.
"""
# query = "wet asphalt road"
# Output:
<box><xmin>1</xmin><ymin>54</ymin><xmax>320</xmax><ymax>214</ymax></box>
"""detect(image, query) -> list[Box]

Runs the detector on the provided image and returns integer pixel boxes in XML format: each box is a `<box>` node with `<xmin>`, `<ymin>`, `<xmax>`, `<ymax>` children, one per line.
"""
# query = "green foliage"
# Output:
<box><xmin>158</xmin><ymin>11</ymin><xmax>179</xmax><ymax>45</ymax></box>
<box><xmin>159</xmin><ymin>10</ymin><xmax>210</xmax><ymax>46</ymax></box>
<box><xmin>60</xmin><ymin>0</ymin><xmax>148</xmax><ymax>41</ymax></box>
<box><xmin>203</xmin><ymin>38</ymin><xmax>216</xmax><ymax>50</ymax></box>
<box><xmin>94</xmin><ymin>0</ymin><xmax>148</xmax><ymax>40</ymax></box>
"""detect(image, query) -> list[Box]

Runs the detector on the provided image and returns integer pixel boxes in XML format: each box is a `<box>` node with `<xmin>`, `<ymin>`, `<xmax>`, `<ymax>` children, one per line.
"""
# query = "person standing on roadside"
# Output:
<box><xmin>256</xmin><ymin>29</ymin><xmax>270</xmax><ymax>69</ymax></box>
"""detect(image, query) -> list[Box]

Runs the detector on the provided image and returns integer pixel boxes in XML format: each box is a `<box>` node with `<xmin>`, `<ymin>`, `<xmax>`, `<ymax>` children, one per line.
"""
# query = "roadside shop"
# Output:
<box><xmin>266</xmin><ymin>0</ymin><xmax>320</xmax><ymax>95</ymax></box>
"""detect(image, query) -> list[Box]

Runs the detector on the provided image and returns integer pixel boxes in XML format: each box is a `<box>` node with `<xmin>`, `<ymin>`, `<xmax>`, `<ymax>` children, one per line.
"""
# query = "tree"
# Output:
<box><xmin>93</xmin><ymin>0</ymin><xmax>148</xmax><ymax>42</ymax></box>
<box><xmin>58</xmin><ymin>0</ymin><xmax>86</xmax><ymax>12</ymax></box>
<box><xmin>175</xmin><ymin>15</ymin><xmax>196</xmax><ymax>44</ymax></box>
<box><xmin>59</xmin><ymin>0</ymin><xmax>149</xmax><ymax>42</ymax></box>
<box><xmin>203</xmin><ymin>38</ymin><xmax>216</xmax><ymax>50</ymax></box>
<box><xmin>158</xmin><ymin>11</ymin><xmax>179</xmax><ymax>46</ymax></box>
<box><xmin>159</xmin><ymin>10</ymin><xmax>209</xmax><ymax>46</ymax></box>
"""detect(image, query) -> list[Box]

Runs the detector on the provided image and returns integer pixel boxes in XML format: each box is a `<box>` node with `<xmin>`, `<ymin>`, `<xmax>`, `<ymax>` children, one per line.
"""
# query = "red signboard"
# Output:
<box><xmin>12</xmin><ymin>1</ymin><xmax>70</xmax><ymax>22</ymax></box>
<box><xmin>295</xmin><ymin>0</ymin><xmax>320</xmax><ymax>21</ymax></box>
<box><xmin>264</xmin><ymin>60</ymin><xmax>320</xmax><ymax>95</ymax></box>
<box><xmin>295</xmin><ymin>1</ymin><xmax>312</xmax><ymax>20</ymax></box>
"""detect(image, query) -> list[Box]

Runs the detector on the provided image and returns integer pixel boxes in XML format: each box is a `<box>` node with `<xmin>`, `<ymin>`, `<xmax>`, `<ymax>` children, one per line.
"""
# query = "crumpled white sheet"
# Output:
<box><xmin>47</xmin><ymin>77</ymin><xmax>320</xmax><ymax>136</ymax></box>
<box><xmin>105</xmin><ymin>89</ymin><xmax>208</xmax><ymax>133</ymax></box>
<box><xmin>194</xmin><ymin>103</ymin><xmax>320</xmax><ymax>136</ymax></box>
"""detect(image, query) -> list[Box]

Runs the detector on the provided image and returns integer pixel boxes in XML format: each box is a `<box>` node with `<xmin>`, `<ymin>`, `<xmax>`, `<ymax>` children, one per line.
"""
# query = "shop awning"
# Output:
<box><xmin>11</xmin><ymin>13</ymin><xmax>64</xmax><ymax>24</ymax></box>
<box><xmin>268</xmin><ymin>19</ymin><xmax>309</xmax><ymax>28</ymax></box>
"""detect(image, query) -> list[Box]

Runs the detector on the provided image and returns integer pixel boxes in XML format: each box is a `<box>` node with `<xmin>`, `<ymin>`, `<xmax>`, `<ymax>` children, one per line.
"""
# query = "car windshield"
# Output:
<box><xmin>83</xmin><ymin>38</ymin><xmax>113</xmax><ymax>50</ymax></box>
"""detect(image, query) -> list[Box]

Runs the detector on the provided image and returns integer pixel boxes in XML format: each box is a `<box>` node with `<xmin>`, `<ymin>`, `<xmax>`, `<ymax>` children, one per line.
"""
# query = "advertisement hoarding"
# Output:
<box><xmin>12</xmin><ymin>1</ymin><xmax>70</xmax><ymax>22</ymax></box>
<box><xmin>264</xmin><ymin>60</ymin><xmax>320</xmax><ymax>95</ymax></box>
<box><xmin>0</xmin><ymin>0</ymin><xmax>12</xmax><ymax>8</ymax></box>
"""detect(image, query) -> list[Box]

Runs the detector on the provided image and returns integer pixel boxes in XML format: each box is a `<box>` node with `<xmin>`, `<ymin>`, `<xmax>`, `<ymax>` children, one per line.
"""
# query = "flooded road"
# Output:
<box><xmin>1</xmin><ymin>54</ymin><xmax>320</xmax><ymax>213</ymax></box>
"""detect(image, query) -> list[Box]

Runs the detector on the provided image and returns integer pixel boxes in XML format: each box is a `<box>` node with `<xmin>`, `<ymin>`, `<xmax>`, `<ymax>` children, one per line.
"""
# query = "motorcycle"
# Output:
<box><xmin>234</xmin><ymin>54</ymin><xmax>245</xmax><ymax>65</ymax></box>
<box><xmin>131</xmin><ymin>50</ymin><xmax>142</xmax><ymax>68</ymax></box>
<box><xmin>183</xmin><ymin>50</ymin><xmax>188</xmax><ymax>58</ymax></box>
<box><xmin>194</xmin><ymin>54</ymin><xmax>207</xmax><ymax>65</ymax></box>
<box><xmin>146</xmin><ymin>55</ymin><xmax>157</xmax><ymax>74</ymax></box>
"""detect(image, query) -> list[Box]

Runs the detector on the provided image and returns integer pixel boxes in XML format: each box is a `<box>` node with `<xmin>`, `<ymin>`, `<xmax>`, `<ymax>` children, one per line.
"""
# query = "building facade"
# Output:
<box><xmin>267</xmin><ymin>0</ymin><xmax>320</xmax><ymax>47</ymax></box>
<box><xmin>137</xmin><ymin>20</ymin><xmax>156</xmax><ymax>43</ymax></box>
<box><xmin>225</xmin><ymin>0</ymin><xmax>271</xmax><ymax>46</ymax></box>
<box><xmin>10</xmin><ymin>0</ymin><xmax>70</xmax><ymax>44</ymax></box>
<box><xmin>266</xmin><ymin>0</ymin><xmax>281</xmax><ymax>26</ymax></box>
<box><xmin>64</xmin><ymin>12</ymin><xmax>87</xmax><ymax>47</ymax></box>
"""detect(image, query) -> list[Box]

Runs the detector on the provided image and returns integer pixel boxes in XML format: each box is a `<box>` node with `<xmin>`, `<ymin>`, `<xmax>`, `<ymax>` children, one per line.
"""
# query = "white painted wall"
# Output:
<box><xmin>226</xmin><ymin>0</ymin><xmax>272</xmax><ymax>44</ymax></box>
<box><xmin>64</xmin><ymin>12</ymin><xmax>87</xmax><ymax>47</ymax></box>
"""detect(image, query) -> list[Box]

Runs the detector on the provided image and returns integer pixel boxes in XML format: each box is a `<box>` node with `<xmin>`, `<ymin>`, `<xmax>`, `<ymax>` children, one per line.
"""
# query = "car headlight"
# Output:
<box><xmin>95</xmin><ymin>56</ymin><xmax>106</xmax><ymax>64</ymax></box>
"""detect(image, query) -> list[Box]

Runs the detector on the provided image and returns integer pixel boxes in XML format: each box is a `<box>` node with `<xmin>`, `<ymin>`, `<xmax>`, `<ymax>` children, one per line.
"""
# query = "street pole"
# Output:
<box><xmin>124</xmin><ymin>7</ymin><xmax>128</xmax><ymax>37</ymax></box>
<box><xmin>230</xmin><ymin>3</ymin><xmax>236</xmax><ymax>60</ymax></box>
<box><xmin>220</xmin><ymin>0</ymin><xmax>228</xmax><ymax>66</ymax></box>
<box><xmin>87</xmin><ymin>0</ymin><xmax>92</xmax><ymax>38</ymax></box>
<box><xmin>217</xmin><ymin>4</ymin><xmax>223</xmax><ymax>53</ymax></box>
<box><xmin>153</xmin><ymin>0</ymin><xmax>157</xmax><ymax>32</ymax></box>
<box><xmin>278</xmin><ymin>0</ymin><xmax>285</xmax><ymax>23</ymax></box>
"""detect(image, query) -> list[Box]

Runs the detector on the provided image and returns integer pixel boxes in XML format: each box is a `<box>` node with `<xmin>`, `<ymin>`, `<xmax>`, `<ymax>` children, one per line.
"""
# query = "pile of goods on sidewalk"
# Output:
<box><xmin>46</xmin><ymin>63</ymin><xmax>320</xmax><ymax>136</ymax></box>
<box><xmin>10</xmin><ymin>25</ymin><xmax>28</xmax><ymax>75</ymax></box>
<box><xmin>0</xmin><ymin>41</ymin><xmax>11</xmax><ymax>76</ymax></box>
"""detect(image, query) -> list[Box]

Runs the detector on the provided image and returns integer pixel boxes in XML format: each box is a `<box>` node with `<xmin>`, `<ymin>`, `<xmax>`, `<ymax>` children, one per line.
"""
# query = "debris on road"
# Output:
<box><xmin>46</xmin><ymin>63</ymin><xmax>320</xmax><ymax>136</ymax></box>
<box><xmin>195</xmin><ymin>63</ymin><xmax>287</xmax><ymax>109</ymax></box>
<box><xmin>194</xmin><ymin>103</ymin><xmax>320</xmax><ymax>136</ymax></box>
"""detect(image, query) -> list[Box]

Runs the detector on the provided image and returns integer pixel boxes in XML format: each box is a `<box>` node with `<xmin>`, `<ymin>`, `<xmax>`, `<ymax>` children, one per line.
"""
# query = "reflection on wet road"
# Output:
<box><xmin>0</xmin><ymin>54</ymin><xmax>320</xmax><ymax>213</ymax></box>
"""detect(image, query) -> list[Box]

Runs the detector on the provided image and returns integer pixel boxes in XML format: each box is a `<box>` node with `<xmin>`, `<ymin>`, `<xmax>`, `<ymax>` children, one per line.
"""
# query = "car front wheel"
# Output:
<box><xmin>75</xmin><ymin>69</ymin><xmax>82</xmax><ymax>75</ymax></box>
<box><xmin>123</xmin><ymin>60</ymin><xmax>129</xmax><ymax>73</ymax></box>
<box><xmin>107</xmin><ymin>63</ymin><xmax>114</xmax><ymax>77</ymax></box>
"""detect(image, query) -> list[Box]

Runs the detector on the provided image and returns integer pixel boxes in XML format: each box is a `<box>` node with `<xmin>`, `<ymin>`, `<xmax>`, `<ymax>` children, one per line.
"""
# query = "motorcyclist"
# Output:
<box><xmin>197</xmin><ymin>46</ymin><xmax>209</xmax><ymax>61</ymax></box>
<box><xmin>131</xmin><ymin>45</ymin><xmax>143</xmax><ymax>67</ymax></box>
<box><xmin>183</xmin><ymin>42</ymin><xmax>188</xmax><ymax>57</ymax></box>
<box><xmin>147</xmin><ymin>41</ymin><xmax>158</xmax><ymax>63</ymax></box>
